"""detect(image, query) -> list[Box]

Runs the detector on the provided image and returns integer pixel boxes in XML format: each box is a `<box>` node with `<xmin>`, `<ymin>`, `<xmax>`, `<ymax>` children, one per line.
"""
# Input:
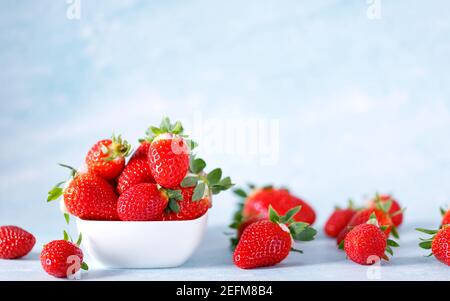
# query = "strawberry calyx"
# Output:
<box><xmin>440</xmin><ymin>207</ymin><xmax>448</xmax><ymax>217</ymax></box>
<box><xmin>268</xmin><ymin>205</ymin><xmax>317</xmax><ymax>243</ymax></box>
<box><xmin>366</xmin><ymin>213</ymin><xmax>399</xmax><ymax>260</ymax></box>
<box><xmin>180</xmin><ymin>155</ymin><xmax>234</xmax><ymax>201</ymax></box>
<box><xmin>142</xmin><ymin>117</ymin><xmax>197</xmax><ymax>150</ymax></box>
<box><xmin>102</xmin><ymin>134</ymin><xmax>131</xmax><ymax>161</ymax></box>
<box><xmin>162</xmin><ymin>187</ymin><xmax>184</xmax><ymax>213</ymax></box>
<box><xmin>62</xmin><ymin>230</ymin><xmax>89</xmax><ymax>271</ymax></box>
<box><xmin>373</xmin><ymin>193</ymin><xmax>402</xmax><ymax>239</ymax></box>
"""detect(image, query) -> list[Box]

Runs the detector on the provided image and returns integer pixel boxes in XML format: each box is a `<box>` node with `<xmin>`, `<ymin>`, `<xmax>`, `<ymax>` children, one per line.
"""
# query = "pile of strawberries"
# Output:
<box><xmin>48</xmin><ymin>117</ymin><xmax>233</xmax><ymax>223</ymax></box>
<box><xmin>324</xmin><ymin>194</ymin><xmax>403</xmax><ymax>265</ymax></box>
<box><xmin>229</xmin><ymin>185</ymin><xmax>318</xmax><ymax>269</ymax></box>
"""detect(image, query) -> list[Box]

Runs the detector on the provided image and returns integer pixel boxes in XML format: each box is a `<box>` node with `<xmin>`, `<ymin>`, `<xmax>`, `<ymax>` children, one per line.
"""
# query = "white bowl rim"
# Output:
<box><xmin>75</xmin><ymin>212</ymin><xmax>208</xmax><ymax>224</ymax></box>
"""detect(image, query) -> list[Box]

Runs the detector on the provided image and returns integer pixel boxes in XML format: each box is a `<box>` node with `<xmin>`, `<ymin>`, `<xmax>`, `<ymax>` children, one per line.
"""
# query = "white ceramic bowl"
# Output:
<box><xmin>76</xmin><ymin>213</ymin><xmax>208</xmax><ymax>269</ymax></box>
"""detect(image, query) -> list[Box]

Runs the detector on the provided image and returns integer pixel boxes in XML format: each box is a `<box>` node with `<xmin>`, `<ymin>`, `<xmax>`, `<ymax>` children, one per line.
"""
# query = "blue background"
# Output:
<box><xmin>1</xmin><ymin>0</ymin><xmax>449</xmax><ymax>239</ymax></box>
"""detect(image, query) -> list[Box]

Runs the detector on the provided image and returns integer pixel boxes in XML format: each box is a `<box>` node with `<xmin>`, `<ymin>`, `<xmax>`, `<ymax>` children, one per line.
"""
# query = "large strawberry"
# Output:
<box><xmin>40</xmin><ymin>232</ymin><xmax>88</xmax><ymax>278</ymax></box>
<box><xmin>47</xmin><ymin>164</ymin><xmax>119</xmax><ymax>222</ymax></box>
<box><xmin>145</xmin><ymin>118</ymin><xmax>190</xmax><ymax>188</ymax></box>
<box><xmin>344</xmin><ymin>214</ymin><xmax>399</xmax><ymax>266</ymax></box>
<box><xmin>441</xmin><ymin>207</ymin><xmax>450</xmax><ymax>226</ymax></box>
<box><xmin>324</xmin><ymin>200</ymin><xmax>357</xmax><ymax>238</ymax></box>
<box><xmin>0</xmin><ymin>226</ymin><xmax>36</xmax><ymax>259</ymax></box>
<box><xmin>116</xmin><ymin>141</ymin><xmax>155</xmax><ymax>195</ymax></box>
<box><xmin>233</xmin><ymin>206</ymin><xmax>317</xmax><ymax>269</ymax></box>
<box><xmin>417</xmin><ymin>226</ymin><xmax>450</xmax><ymax>266</ymax></box>
<box><xmin>369</xmin><ymin>194</ymin><xmax>405</xmax><ymax>227</ymax></box>
<box><xmin>234</xmin><ymin>186</ymin><xmax>316</xmax><ymax>225</ymax></box>
<box><xmin>85</xmin><ymin>135</ymin><xmax>131</xmax><ymax>180</ymax></box>
<box><xmin>117</xmin><ymin>183</ymin><xmax>178</xmax><ymax>221</ymax></box>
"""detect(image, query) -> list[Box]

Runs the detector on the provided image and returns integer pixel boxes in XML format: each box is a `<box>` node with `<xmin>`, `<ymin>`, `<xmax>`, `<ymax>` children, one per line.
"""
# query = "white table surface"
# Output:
<box><xmin>0</xmin><ymin>221</ymin><xmax>449</xmax><ymax>281</ymax></box>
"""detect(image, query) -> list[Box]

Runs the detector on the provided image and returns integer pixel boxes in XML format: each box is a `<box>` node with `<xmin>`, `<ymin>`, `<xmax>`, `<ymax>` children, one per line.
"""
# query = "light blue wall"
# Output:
<box><xmin>1</xmin><ymin>1</ymin><xmax>449</xmax><ymax>238</ymax></box>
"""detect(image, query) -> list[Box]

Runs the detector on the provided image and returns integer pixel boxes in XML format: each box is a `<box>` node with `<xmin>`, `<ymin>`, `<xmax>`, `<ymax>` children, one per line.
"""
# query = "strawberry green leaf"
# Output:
<box><xmin>419</xmin><ymin>241</ymin><xmax>432</xmax><ymax>249</ymax></box>
<box><xmin>171</xmin><ymin>121</ymin><xmax>183</xmax><ymax>134</ymax></box>
<box><xmin>387</xmin><ymin>239</ymin><xmax>399</xmax><ymax>247</ymax></box>
<box><xmin>64</xmin><ymin>213</ymin><xmax>70</xmax><ymax>225</ymax></box>
<box><xmin>47</xmin><ymin>183</ymin><xmax>64</xmax><ymax>202</ymax></box>
<box><xmin>293</xmin><ymin>226</ymin><xmax>317</xmax><ymax>242</ymax></box>
<box><xmin>247</xmin><ymin>183</ymin><xmax>256</xmax><ymax>190</ymax></box>
<box><xmin>160</xmin><ymin>117</ymin><xmax>171</xmax><ymax>132</ymax></box>
<box><xmin>280</xmin><ymin>206</ymin><xmax>301</xmax><ymax>224</ymax></box>
<box><xmin>186</xmin><ymin>139</ymin><xmax>198</xmax><ymax>151</ymax></box>
<box><xmin>58</xmin><ymin>163</ymin><xmax>78</xmax><ymax>177</ymax></box>
<box><xmin>289</xmin><ymin>222</ymin><xmax>308</xmax><ymax>237</ymax></box>
<box><xmin>390</xmin><ymin>226</ymin><xmax>400</xmax><ymax>239</ymax></box>
<box><xmin>440</xmin><ymin>207</ymin><xmax>447</xmax><ymax>216</ymax></box>
<box><xmin>233</xmin><ymin>188</ymin><xmax>248</xmax><ymax>198</ymax></box>
<box><xmin>219</xmin><ymin>177</ymin><xmax>233</xmax><ymax>189</ymax></box>
<box><xmin>76</xmin><ymin>233</ymin><xmax>83</xmax><ymax>246</ymax></box>
<box><xmin>169</xmin><ymin>199</ymin><xmax>180</xmax><ymax>213</ymax></box>
<box><xmin>291</xmin><ymin>247</ymin><xmax>303</xmax><ymax>254</ymax></box>
<box><xmin>81</xmin><ymin>262</ymin><xmax>89</xmax><ymax>271</ymax></box>
<box><xmin>416</xmin><ymin>228</ymin><xmax>439</xmax><ymax>235</ymax></box>
<box><xmin>192</xmin><ymin>182</ymin><xmax>206</xmax><ymax>201</ymax></box>
<box><xmin>268</xmin><ymin>205</ymin><xmax>280</xmax><ymax>223</ymax></box>
<box><xmin>63</xmin><ymin>230</ymin><xmax>71</xmax><ymax>242</ymax></box>
<box><xmin>181</xmin><ymin>176</ymin><xmax>198</xmax><ymax>188</ymax></box>
<box><xmin>190</xmin><ymin>158</ymin><xmax>206</xmax><ymax>174</ymax></box>
<box><xmin>338</xmin><ymin>240</ymin><xmax>345</xmax><ymax>250</ymax></box>
<box><xmin>206</xmin><ymin>168</ymin><xmax>222</xmax><ymax>185</ymax></box>
<box><xmin>385</xmin><ymin>245</ymin><xmax>393</xmax><ymax>256</ymax></box>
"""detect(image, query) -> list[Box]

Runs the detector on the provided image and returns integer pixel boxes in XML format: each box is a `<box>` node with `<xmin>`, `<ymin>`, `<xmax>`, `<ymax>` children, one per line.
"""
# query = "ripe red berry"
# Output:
<box><xmin>40</xmin><ymin>240</ymin><xmax>86</xmax><ymax>278</ymax></box>
<box><xmin>417</xmin><ymin>226</ymin><xmax>450</xmax><ymax>266</ymax></box>
<box><xmin>441</xmin><ymin>208</ymin><xmax>450</xmax><ymax>226</ymax></box>
<box><xmin>117</xmin><ymin>183</ymin><xmax>169</xmax><ymax>221</ymax></box>
<box><xmin>0</xmin><ymin>226</ymin><xmax>36</xmax><ymax>259</ymax></box>
<box><xmin>86</xmin><ymin>135</ymin><xmax>131</xmax><ymax>180</ymax></box>
<box><xmin>324</xmin><ymin>201</ymin><xmax>357</xmax><ymax>238</ymax></box>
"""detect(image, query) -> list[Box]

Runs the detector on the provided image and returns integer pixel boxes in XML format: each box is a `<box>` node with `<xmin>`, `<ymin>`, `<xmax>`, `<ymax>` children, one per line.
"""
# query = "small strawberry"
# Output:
<box><xmin>0</xmin><ymin>226</ymin><xmax>36</xmax><ymax>259</ymax></box>
<box><xmin>47</xmin><ymin>164</ymin><xmax>119</xmax><ymax>222</ymax></box>
<box><xmin>440</xmin><ymin>207</ymin><xmax>450</xmax><ymax>226</ymax></box>
<box><xmin>163</xmin><ymin>186</ymin><xmax>211</xmax><ymax>221</ymax></box>
<box><xmin>117</xmin><ymin>183</ymin><xmax>180</xmax><ymax>221</ymax></box>
<box><xmin>369</xmin><ymin>194</ymin><xmax>405</xmax><ymax>227</ymax></box>
<box><xmin>324</xmin><ymin>199</ymin><xmax>357</xmax><ymax>238</ymax></box>
<box><xmin>417</xmin><ymin>226</ymin><xmax>450</xmax><ymax>266</ymax></box>
<box><xmin>40</xmin><ymin>231</ymin><xmax>88</xmax><ymax>278</ymax></box>
<box><xmin>85</xmin><ymin>135</ymin><xmax>131</xmax><ymax>180</ymax></box>
<box><xmin>233</xmin><ymin>185</ymin><xmax>316</xmax><ymax>225</ymax></box>
<box><xmin>145</xmin><ymin>117</ymin><xmax>190</xmax><ymax>188</ymax></box>
<box><xmin>233</xmin><ymin>206</ymin><xmax>317</xmax><ymax>269</ymax></box>
<box><xmin>337</xmin><ymin>198</ymin><xmax>397</xmax><ymax>246</ymax></box>
<box><xmin>116</xmin><ymin>141</ymin><xmax>155</xmax><ymax>195</ymax></box>
<box><xmin>344</xmin><ymin>214</ymin><xmax>399</xmax><ymax>265</ymax></box>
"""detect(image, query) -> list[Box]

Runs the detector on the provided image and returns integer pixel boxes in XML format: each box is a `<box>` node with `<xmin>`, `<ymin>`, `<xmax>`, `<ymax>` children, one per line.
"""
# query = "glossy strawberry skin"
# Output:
<box><xmin>243</xmin><ymin>188</ymin><xmax>316</xmax><ymax>225</ymax></box>
<box><xmin>370</xmin><ymin>194</ymin><xmax>403</xmax><ymax>227</ymax></box>
<box><xmin>148</xmin><ymin>136</ymin><xmax>189</xmax><ymax>188</ymax></box>
<box><xmin>344</xmin><ymin>224</ymin><xmax>387</xmax><ymax>266</ymax></box>
<box><xmin>40</xmin><ymin>240</ymin><xmax>84</xmax><ymax>278</ymax></box>
<box><xmin>233</xmin><ymin>220</ymin><xmax>292</xmax><ymax>269</ymax></box>
<box><xmin>237</xmin><ymin>217</ymin><xmax>264</xmax><ymax>240</ymax></box>
<box><xmin>432</xmin><ymin>227</ymin><xmax>450</xmax><ymax>266</ymax></box>
<box><xmin>163</xmin><ymin>186</ymin><xmax>210</xmax><ymax>221</ymax></box>
<box><xmin>117</xmin><ymin>183</ymin><xmax>168</xmax><ymax>221</ymax></box>
<box><xmin>117</xmin><ymin>142</ymin><xmax>155</xmax><ymax>195</ymax></box>
<box><xmin>324</xmin><ymin>209</ymin><xmax>356</xmax><ymax>238</ymax></box>
<box><xmin>86</xmin><ymin>139</ymin><xmax>125</xmax><ymax>180</ymax></box>
<box><xmin>442</xmin><ymin>210</ymin><xmax>450</xmax><ymax>226</ymax></box>
<box><xmin>64</xmin><ymin>173</ymin><xmax>119</xmax><ymax>221</ymax></box>
<box><xmin>336</xmin><ymin>208</ymin><xmax>393</xmax><ymax>245</ymax></box>
<box><xmin>0</xmin><ymin>226</ymin><xmax>36</xmax><ymax>259</ymax></box>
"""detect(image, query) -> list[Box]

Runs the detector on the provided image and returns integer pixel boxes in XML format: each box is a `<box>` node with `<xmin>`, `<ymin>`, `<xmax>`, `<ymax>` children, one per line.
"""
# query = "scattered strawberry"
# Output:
<box><xmin>344</xmin><ymin>213</ymin><xmax>399</xmax><ymax>265</ymax></box>
<box><xmin>234</xmin><ymin>185</ymin><xmax>316</xmax><ymax>225</ymax></box>
<box><xmin>85</xmin><ymin>135</ymin><xmax>131</xmax><ymax>181</ymax></box>
<box><xmin>145</xmin><ymin>118</ymin><xmax>190</xmax><ymax>188</ymax></box>
<box><xmin>233</xmin><ymin>206</ymin><xmax>317</xmax><ymax>269</ymax></box>
<box><xmin>0</xmin><ymin>226</ymin><xmax>36</xmax><ymax>259</ymax></box>
<box><xmin>324</xmin><ymin>200</ymin><xmax>357</xmax><ymax>238</ymax></box>
<box><xmin>40</xmin><ymin>231</ymin><xmax>88</xmax><ymax>278</ymax></box>
<box><xmin>369</xmin><ymin>194</ymin><xmax>405</xmax><ymax>227</ymax></box>
<box><xmin>116</xmin><ymin>141</ymin><xmax>155</xmax><ymax>194</ymax></box>
<box><xmin>47</xmin><ymin>164</ymin><xmax>119</xmax><ymax>221</ymax></box>
<box><xmin>417</xmin><ymin>226</ymin><xmax>450</xmax><ymax>266</ymax></box>
<box><xmin>117</xmin><ymin>183</ymin><xmax>176</xmax><ymax>221</ymax></box>
<box><xmin>163</xmin><ymin>186</ymin><xmax>211</xmax><ymax>221</ymax></box>
<box><xmin>440</xmin><ymin>207</ymin><xmax>450</xmax><ymax>226</ymax></box>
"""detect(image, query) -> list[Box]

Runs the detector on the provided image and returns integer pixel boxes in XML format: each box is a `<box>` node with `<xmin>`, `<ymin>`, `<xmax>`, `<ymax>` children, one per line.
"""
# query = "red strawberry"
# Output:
<box><xmin>417</xmin><ymin>226</ymin><xmax>450</xmax><ymax>266</ymax></box>
<box><xmin>163</xmin><ymin>186</ymin><xmax>211</xmax><ymax>221</ymax></box>
<box><xmin>233</xmin><ymin>206</ymin><xmax>317</xmax><ymax>269</ymax></box>
<box><xmin>116</xmin><ymin>142</ymin><xmax>155</xmax><ymax>194</ymax></box>
<box><xmin>145</xmin><ymin>118</ymin><xmax>190</xmax><ymax>188</ymax></box>
<box><xmin>242</xmin><ymin>187</ymin><xmax>316</xmax><ymax>225</ymax></box>
<box><xmin>369</xmin><ymin>194</ymin><xmax>404</xmax><ymax>227</ymax></box>
<box><xmin>40</xmin><ymin>233</ymin><xmax>88</xmax><ymax>278</ymax></box>
<box><xmin>85</xmin><ymin>135</ymin><xmax>131</xmax><ymax>180</ymax></box>
<box><xmin>117</xmin><ymin>183</ymin><xmax>174</xmax><ymax>221</ymax></box>
<box><xmin>0</xmin><ymin>226</ymin><xmax>36</xmax><ymax>259</ymax></box>
<box><xmin>337</xmin><ymin>207</ymin><xmax>395</xmax><ymax>246</ymax></box>
<box><xmin>344</xmin><ymin>215</ymin><xmax>398</xmax><ymax>266</ymax></box>
<box><xmin>441</xmin><ymin>208</ymin><xmax>450</xmax><ymax>226</ymax></box>
<box><xmin>324</xmin><ymin>200</ymin><xmax>357</xmax><ymax>238</ymax></box>
<box><xmin>237</xmin><ymin>217</ymin><xmax>264</xmax><ymax>240</ymax></box>
<box><xmin>48</xmin><ymin>165</ymin><xmax>119</xmax><ymax>221</ymax></box>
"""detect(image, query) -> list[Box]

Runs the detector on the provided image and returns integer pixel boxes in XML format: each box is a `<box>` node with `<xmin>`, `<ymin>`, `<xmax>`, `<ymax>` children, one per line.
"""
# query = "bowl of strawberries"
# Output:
<box><xmin>47</xmin><ymin>117</ymin><xmax>233</xmax><ymax>268</ymax></box>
